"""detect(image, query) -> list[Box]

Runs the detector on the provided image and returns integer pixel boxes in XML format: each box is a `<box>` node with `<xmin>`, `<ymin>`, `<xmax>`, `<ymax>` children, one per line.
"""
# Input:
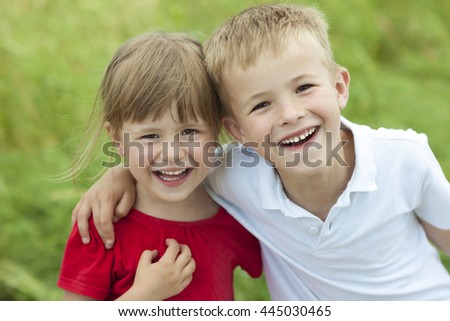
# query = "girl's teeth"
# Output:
<box><xmin>160</xmin><ymin>169</ymin><xmax>186</xmax><ymax>175</ymax></box>
<box><xmin>161</xmin><ymin>176</ymin><xmax>181</xmax><ymax>181</ymax></box>
<box><xmin>158</xmin><ymin>169</ymin><xmax>188</xmax><ymax>181</ymax></box>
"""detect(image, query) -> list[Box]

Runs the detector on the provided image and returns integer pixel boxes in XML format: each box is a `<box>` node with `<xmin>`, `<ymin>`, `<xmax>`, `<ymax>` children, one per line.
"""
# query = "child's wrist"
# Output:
<box><xmin>126</xmin><ymin>284</ymin><xmax>160</xmax><ymax>301</ymax></box>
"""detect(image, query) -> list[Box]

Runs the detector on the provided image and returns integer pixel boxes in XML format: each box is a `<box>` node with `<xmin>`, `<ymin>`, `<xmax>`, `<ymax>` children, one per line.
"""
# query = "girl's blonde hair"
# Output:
<box><xmin>103</xmin><ymin>32</ymin><xmax>221</xmax><ymax>137</ymax></box>
<box><xmin>203</xmin><ymin>4</ymin><xmax>339</xmax><ymax>115</ymax></box>
<box><xmin>66</xmin><ymin>32</ymin><xmax>220</xmax><ymax>181</ymax></box>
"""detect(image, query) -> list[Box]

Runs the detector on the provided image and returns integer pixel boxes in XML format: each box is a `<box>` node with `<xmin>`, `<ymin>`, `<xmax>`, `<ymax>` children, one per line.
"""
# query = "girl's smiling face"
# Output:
<box><xmin>112</xmin><ymin>106</ymin><xmax>216</xmax><ymax>205</ymax></box>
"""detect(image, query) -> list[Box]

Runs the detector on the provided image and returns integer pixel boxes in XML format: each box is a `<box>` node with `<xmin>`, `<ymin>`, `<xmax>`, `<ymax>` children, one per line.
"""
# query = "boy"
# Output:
<box><xmin>74</xmin><ymin>4</ymin><xmax>450</xmax><ymax>300</ymax></box>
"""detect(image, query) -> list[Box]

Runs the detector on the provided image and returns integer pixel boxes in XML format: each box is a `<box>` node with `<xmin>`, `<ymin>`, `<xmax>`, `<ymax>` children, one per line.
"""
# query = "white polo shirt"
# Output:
<box><xmin>205</xmin><ymin>117</ymin><xmax>450</xmax><ymax>300</ymax></box>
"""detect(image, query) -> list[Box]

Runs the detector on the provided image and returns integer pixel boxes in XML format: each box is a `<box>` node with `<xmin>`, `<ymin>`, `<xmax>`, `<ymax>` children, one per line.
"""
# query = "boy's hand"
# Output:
<box><xmin>72</xmin><ymin>166</ymin><xmax>136</xmax><ymax>249</ymax></box>
<box><xmin>419</xmin><ymin>218</ymin><xmax>450</xmax><ymax>256</ymax></box>
<box><xmin>118</xmin><ymin>239</ymin><xmax>196</xmax><ymax>300</ymax></box>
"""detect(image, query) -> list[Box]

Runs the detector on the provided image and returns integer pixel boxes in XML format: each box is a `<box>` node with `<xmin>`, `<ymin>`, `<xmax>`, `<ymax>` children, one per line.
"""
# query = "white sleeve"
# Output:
<box><xmin>414</xmin><ymin>137</ymin><xmax>450</xmax><ymax>229</ymax></box>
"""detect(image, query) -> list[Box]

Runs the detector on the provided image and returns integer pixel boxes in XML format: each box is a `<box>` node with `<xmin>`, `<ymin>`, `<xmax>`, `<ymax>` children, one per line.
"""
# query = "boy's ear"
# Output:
<box><xmin>222</xmin><ymin>116</ymin><xmax>244</xmax><ymax>142</ymax></box>
<box><xmin>104</xmin><ymin>121</ymin><xmax>123</xmax><ymax>155</ymax></box>
<box><xmin>335</xmin><ymin>67</ymin><xmax>351</xmax><ymax>110</ymax></box>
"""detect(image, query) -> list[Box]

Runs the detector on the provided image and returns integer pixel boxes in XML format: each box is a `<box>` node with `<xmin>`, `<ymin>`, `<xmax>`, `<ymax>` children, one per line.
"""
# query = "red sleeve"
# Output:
<box><xmin>57</xmin><ymin>218</ymin><xmax>114</xmax><ymax>300</ymax></box>
<box><xmin>233</xmin><ymin>223</ymin><xmax>263</xmax><ymax>278</ymax></box>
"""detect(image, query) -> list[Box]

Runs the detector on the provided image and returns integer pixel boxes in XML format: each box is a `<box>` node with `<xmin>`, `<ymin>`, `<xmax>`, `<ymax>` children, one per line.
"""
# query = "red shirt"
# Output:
<box><xmin>58</xmin><ymin>207</ymin><xmax>262</xmax><ymax>300</ymax></box>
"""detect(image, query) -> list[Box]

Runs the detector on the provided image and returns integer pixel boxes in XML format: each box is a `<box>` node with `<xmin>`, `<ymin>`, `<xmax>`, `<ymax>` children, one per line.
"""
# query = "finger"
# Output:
<box><xmin>91</xmin><ymin>198</ymin><xmax>101</xmax><ymax>228</ymax></box>
<box><xmin>75</xmin><ymin>201</ymin><xmax>94</xmax><ymax>244</ymax></box>
<box><xmin>115</xmin><ymin>191</ymin><xmax>135</xmax><ymax>220</ymax></box>
<box><xmin>98</xmin><ymin>201</ymin><xmax>116</xmax><ymax>249</ymax></box>
<box><xmin>180</xmin><ymin>272</ymin><xmax>194</xmax><ymax>290</ymax></box>
<box><xmin>77</xmin><ymin>220</ymin><xmax>90</xmax><ymax>245</ymax></box>
<box><xmin>181</xmin><ymin>257</ymin><xmax>196</xmax><ymax>279</ymax></box>
<box><xmin>174</xmin><ymin>244</ymin><xmax>193</xmax><ymax>268</ymax></box>
<box><xmin>150</xmin><ymin>249</ymin><xmax>158</xmax><ymax>260</ymax></box>
<box><xmin>92</xmin><ymin>200</ymin><xmax>103</xmax><ymax>242</ymax></box>
<box><xmin>138</xmin><ymin>249</ymin><xmax>158</xmax><ymax>265</ymax></box>
<box><xmin>71</xmin><ymin>200</ymin><xmax>82</xmax><ymax>227</ymax></box>
<box><xmin>159</xmin><ymin>239</ymin><xmax>181</xmax><ymax>263</ymax></box>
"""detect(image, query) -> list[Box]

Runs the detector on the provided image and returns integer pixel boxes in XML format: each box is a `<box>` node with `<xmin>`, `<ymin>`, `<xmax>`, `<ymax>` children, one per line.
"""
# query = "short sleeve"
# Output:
<box><xmin>233</xmin><ymin>223</ymin><xmax>263</xmax><ymax>278</ymax></box>
<box><xmin>414</xmin><ymin>139</ymin><xmax>450</xmax><ymax>229</ymax></box>
<box><xmin>57</xmin><ymin>218</ymin><xmax>114</xmax><ymax>300</ymax></box>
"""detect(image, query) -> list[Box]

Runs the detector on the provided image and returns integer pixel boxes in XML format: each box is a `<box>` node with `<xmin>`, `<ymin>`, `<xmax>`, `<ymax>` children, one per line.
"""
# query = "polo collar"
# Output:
<box><xmin>340</xmin><ymin>117</ymin><xmax>378</xmax><ymax>194</ymax></box>
<box><xmin>255</xmin><ymin>153</ymin><xmax>281</xmax><ymax>210</ymax></box>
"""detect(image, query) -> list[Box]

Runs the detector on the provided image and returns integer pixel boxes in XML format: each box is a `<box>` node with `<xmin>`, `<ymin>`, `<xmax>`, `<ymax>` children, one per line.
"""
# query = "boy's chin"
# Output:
<box><xmin>270</xmin><ymin>151</ymin><xmax>326</xmax><ymax>170</ymax></box>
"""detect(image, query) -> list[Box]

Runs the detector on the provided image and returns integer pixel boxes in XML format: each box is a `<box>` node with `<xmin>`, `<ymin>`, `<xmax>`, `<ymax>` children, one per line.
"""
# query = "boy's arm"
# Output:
<box><xmin>73</xmin><ymin>166</ymin><xmax>136</xmax><ymax>249</ymax></box>
<box><xmin>419</xmin><ymin>218</ymin><xmax>450</xmax><ymax>256</ymax></box>
<box><xmin>117</xmin><ymin>239</ymin><xmax>196</xmax><ymax>301</ymax></box>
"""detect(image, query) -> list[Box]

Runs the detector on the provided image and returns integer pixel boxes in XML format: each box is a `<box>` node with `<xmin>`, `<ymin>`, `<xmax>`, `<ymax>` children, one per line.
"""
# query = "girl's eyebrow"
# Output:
<box><xmin>131</xmin><ymin>126</ymin><xmax>160</xmax><ymax>134</ymax></box>
<box><xmin>182</xmin><ymin>121</ymin><xmax>205</xmax><ymax>127</ymax></box>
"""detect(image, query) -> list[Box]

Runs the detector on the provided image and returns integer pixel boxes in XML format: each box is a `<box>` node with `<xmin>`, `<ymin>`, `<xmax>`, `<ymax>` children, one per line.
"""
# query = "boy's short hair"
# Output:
<box><xmin>203</xmin><ymin>4</ymin><xmax>339</xmax><ymax>115</ymax></box>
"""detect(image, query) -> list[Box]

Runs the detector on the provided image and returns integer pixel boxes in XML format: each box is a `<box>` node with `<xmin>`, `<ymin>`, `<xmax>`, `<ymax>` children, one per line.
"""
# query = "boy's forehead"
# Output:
<box><xmin>221</xmin><ymin>35</ymin><xmax>323</xmax><ymax>86</ymax></box>
<box><xmin>222</xmin><ymin>32</ymin><xmax>322</xmax><ymax>71</ymax></box>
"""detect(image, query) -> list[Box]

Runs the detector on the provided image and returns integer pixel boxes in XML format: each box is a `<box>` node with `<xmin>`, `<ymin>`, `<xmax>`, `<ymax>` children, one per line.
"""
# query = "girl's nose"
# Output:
<box><xmin>157</xmin><ymin>135</ymin><xmax>189</xmax><ymax>165</ymax></box>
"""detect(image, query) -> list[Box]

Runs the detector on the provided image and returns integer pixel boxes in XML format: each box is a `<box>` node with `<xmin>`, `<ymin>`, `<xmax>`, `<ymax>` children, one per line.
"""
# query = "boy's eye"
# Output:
<box><xmin>181</xmin><ymin>128</ymin><xmax>198</xmax><ymax>136</ymax></box>
<box><xmin>251</xmin><ymin>101</ymin><xmax>270</xmax><ymax>113</ymax></box>
<box><xmin>296</xmin><ymin>84</ymin><xmax>313</xmax><ymax>93</ymax></box>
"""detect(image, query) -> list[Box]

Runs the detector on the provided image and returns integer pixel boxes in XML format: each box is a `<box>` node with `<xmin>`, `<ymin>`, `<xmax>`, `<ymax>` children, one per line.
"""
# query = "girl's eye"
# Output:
<box><xmin>140</xmin><ymin>134</ymin><xmax>159</xmax><ymax>140</ymax></box>
<box><xmin>296</xmin><ymin>84</ymin><xmax>313</xmax><ymax>93</ymax></box>
<box><xmin>181</xmin><ymin>128</ymin><xmax>198</xmax><ymax>136</ymax></box>
<box><xmin>251</xmin><ymin>101</ymin><xmax>270</xmax><ymax>113</ymax></box>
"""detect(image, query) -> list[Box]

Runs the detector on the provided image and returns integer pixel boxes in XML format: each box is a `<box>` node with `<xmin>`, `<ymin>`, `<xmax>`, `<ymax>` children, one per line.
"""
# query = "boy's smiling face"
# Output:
<box><xmin>221</xmin><ymin>35</ymin><xmax>350</xmax><ymax>176</ymax></box>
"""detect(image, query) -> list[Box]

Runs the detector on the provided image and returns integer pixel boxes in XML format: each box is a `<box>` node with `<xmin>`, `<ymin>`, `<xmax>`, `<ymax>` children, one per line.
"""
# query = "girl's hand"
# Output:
<box><xmin>72</xmin><ymin>166</ymin><xmax>136</xmax><ymax>249</ymax></box>
<box><xmin>117</xmin><ymin>239</ymin><xmax>196</xmax><ymax>300</ymax></box>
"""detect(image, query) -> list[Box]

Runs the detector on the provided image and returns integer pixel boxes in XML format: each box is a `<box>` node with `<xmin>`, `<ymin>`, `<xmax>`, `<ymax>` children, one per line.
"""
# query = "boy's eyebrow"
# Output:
<box><xmin>243</xmin><ymin>73</ymin><xmax>314</xmax><ymax>107</ymax></box>
<box><xmin>243</xmin><ymin>91</ymin><xmax>268</xmax><ymax>107</ymax></box>
<box><xmin>290</xmin><ymin>73</ymin><xmax>315</xmax><ymax>83</ymax></box>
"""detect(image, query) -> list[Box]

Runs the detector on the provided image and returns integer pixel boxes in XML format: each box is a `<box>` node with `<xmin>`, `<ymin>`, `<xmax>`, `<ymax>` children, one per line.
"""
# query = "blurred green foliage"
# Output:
<box><xmin>0</xmin><ymin>0</ymin><xmax>449</xmax><ymax>300</ymax></box>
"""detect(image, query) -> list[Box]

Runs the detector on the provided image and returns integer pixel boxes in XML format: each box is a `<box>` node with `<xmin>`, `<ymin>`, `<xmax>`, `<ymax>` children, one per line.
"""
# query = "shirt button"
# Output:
<box><xmin>309</xmin><ymin>226</ymin><xmax>320</xmax><ymax>234</ymax></box>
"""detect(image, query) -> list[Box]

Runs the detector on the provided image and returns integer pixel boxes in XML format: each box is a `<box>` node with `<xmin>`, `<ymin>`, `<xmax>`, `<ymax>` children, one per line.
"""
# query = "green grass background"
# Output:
<box><xmin>1</xmin><ymin>0</ymin><xmax>449</xmax><ymax>300</ymax></box>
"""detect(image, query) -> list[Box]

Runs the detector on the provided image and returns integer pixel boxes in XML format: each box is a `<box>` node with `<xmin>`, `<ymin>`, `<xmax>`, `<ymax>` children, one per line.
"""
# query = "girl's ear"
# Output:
<box><xmin>104</xmin><ymin>121</ymin><xmax>123</xmax><ymax>155</ymax></box>
<box><xmin>104</xmin><ymin>121</ymin><xmax>116</xmax><ymax>140</ymax></box>
<box><xmin>222</xmin><ymin>117</ymin><xmax>244</xmax><ymax>142</ymax></box>
<box><xmin>335</xmin><ymin>67</ymin><xmax>351</xmax><ymax>111</ymax></box>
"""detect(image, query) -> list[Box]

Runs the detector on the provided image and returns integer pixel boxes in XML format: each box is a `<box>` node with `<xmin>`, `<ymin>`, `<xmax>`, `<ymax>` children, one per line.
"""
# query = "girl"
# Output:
<box><xmin>58</xmin><ymin>32</ymin><xmax>262</xmax><ymax>301</ymax></box>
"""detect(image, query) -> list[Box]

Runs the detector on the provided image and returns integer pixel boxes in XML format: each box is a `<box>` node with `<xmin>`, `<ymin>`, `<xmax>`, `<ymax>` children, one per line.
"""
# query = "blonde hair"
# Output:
<box><xmin>103</xmin><ymin>32</ymin><xmax>221</xmax><ymax>137</ymax></box>
<box><xmin>203</xmin><ymin>4</ymin><xmax>339</xmax><ymax>115</ymax></box>
<box><xmin>64</xmin><ymin>32</ymin><xmax>220</xmax><ymax>181</ymax></box>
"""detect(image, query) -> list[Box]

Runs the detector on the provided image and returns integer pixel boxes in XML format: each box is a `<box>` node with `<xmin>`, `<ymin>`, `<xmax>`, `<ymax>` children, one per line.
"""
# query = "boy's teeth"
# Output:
<box><xmin>281</xmin><ymin>127</ymin><xmax>316</xmax><ymax>145</ymax></box>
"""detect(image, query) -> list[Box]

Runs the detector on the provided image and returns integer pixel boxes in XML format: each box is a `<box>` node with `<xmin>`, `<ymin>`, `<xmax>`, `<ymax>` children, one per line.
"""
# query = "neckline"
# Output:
<box><xmin>128</xmin><ymin>206</ymin><xmax>227</xmax><ymax>226</ymax></box>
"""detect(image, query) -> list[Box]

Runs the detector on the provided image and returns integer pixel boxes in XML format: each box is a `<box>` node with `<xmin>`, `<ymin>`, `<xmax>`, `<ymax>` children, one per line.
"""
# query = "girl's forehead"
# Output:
<box><xmin>126</xmin><ymin>109</ymin><xmax>206</xmax><ymax>127</ymax></box>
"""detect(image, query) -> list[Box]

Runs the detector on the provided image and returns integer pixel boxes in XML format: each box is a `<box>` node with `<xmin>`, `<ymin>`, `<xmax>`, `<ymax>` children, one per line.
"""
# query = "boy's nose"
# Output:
<box><xmin>278</xmin><ymin>101</ymin><xmax>305</xmax><ymax>126</ymax></box>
